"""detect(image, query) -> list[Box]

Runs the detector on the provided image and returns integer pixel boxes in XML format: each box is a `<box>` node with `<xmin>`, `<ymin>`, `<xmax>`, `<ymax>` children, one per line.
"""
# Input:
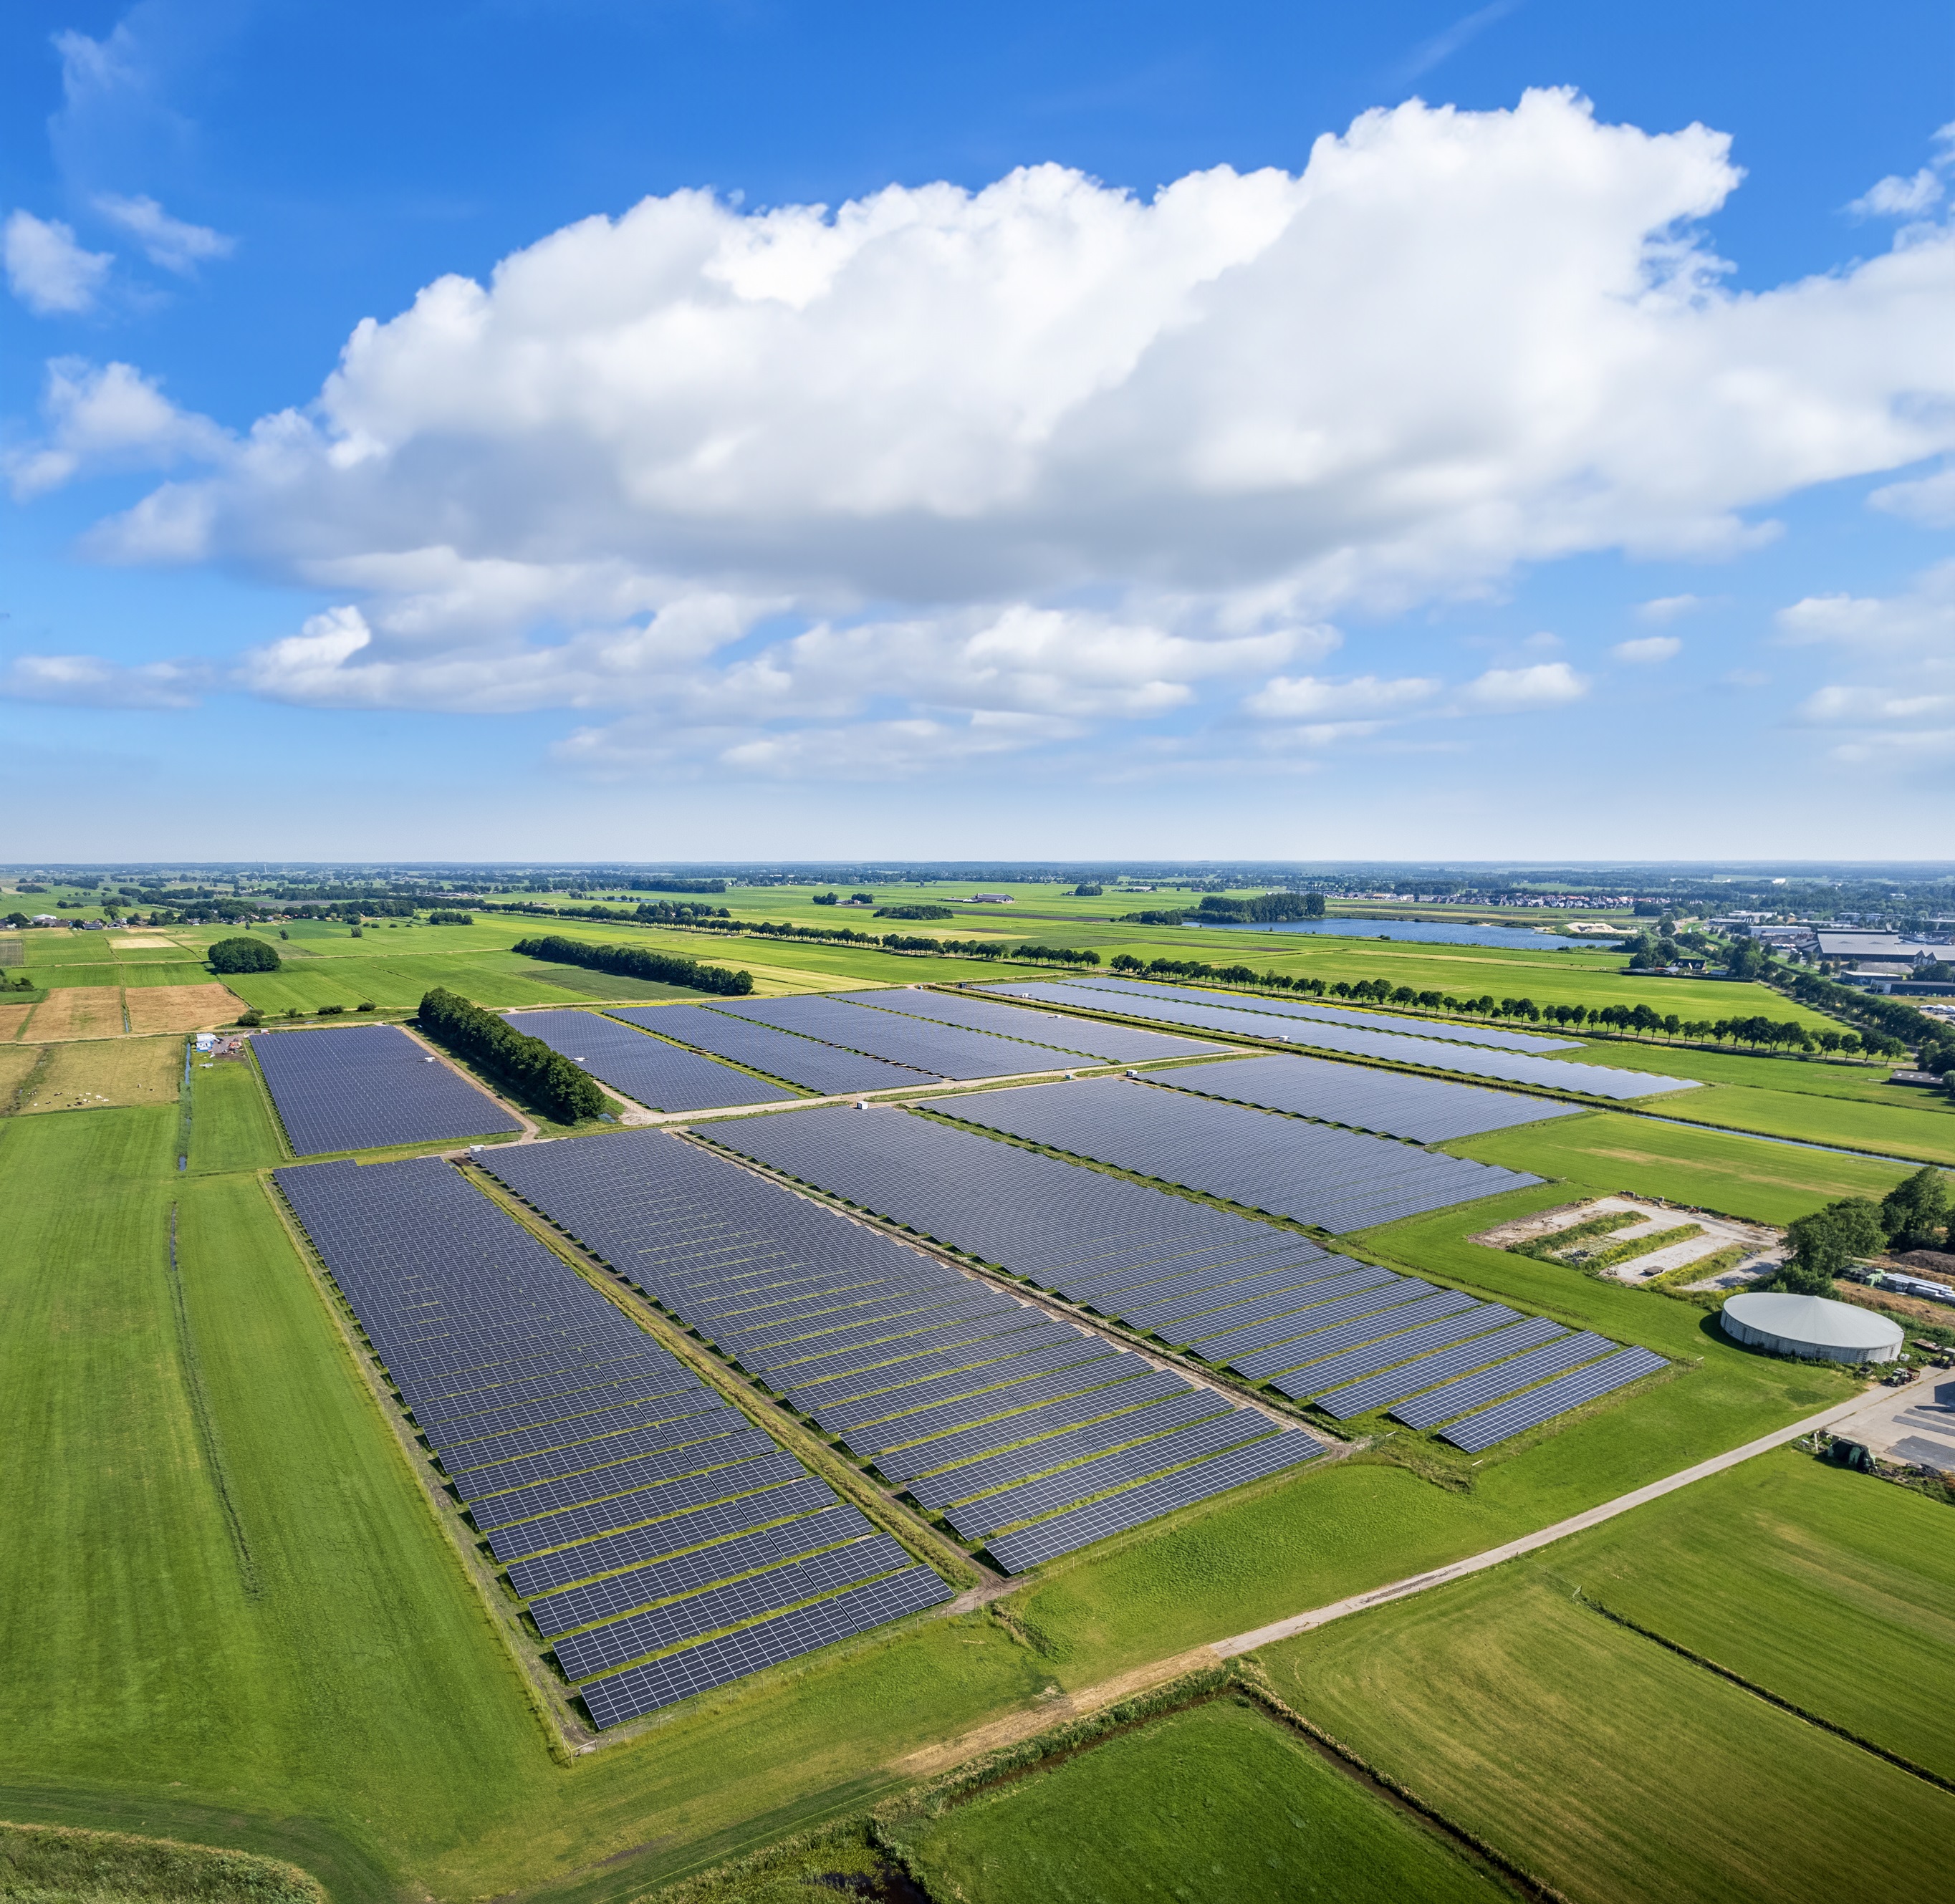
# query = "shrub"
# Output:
<box><xmin>418</xmin><ymin>986</ymin><xmax>605</xmax><ymax>1121</ymax></box>
<box><xmin>207</xmin><ymin>936</ymin><xmax>281</xmax><ymax>973</ymax></box>
<box><xmin>318</xmin><ymin>1004</ymin><xmax>345</xmax><ymax>1016</ymax></box>
<box><xmin>426</xmin><ymin>909</ymin><xmax>474</xmax><ymax>925</ymax></box>
<box><xmin>356</xmin><ymin>1001</ymin><xmax>375</xmax><ymax>1012</ymax></box>
<box><xmin>236</xmin><ymin>1009</ymin><xmax>262</xmax><ymax>1026</ymax></box>
<box><xmin>875</xmin><ymin>904</ymin><xmax>956</xmax><ymax>920</ymax></box>
<box><xmin>511</xmin><ymin>933</ymin><xmax>754</xmax><ymax>996</ymax></box>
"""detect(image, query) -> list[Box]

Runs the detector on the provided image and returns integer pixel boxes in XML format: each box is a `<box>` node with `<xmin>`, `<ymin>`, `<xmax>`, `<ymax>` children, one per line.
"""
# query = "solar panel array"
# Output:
<box><xmin>253</xmin><ymin>1024</ymin><xmax>523</xmax><ymax>1155</ymax></box>
<box><xmin>933</xmin><ymin>1077</ymin><xmax>1542</xmax><ymax>1230</ymax></box>
<box><xmin>847</xmin><ymin>987</ymin><xmax>1223</xmax><ymax>1064</ymax></box>
<box><xmin>606</xmin><ymin>1004</ymin><xmax>922</xmax><ymax>1095</ymax></box>
<box><xmin>700</xmin><ymin>1103</ymin><xmax>1663</xmax><ymax>1443</ymax></box>
<box><xmin>503</xmin><ymin>1009</ymin><xmax>794</xmax><ymax>1113</ymax></box>
<box><xmin>984</xmin><ymin>981</ymin><xmax>1699</xmax><ymax>1101</ymax></box>
<box><xmin>1437</xmin><ymin>1347</ymin><xmax>1668</xmax><ymax>1452</ymax></box>
<box><xmin>1148</xmin><ymin>1053</ymin><xmax>1580</xmax><ymax>1143</ymax></box>
<box><xmin>706</xmin><ymin>993</ymin><xmax>1072</xmax><ymax>1080</ymax></box>
<box><xmin>273</xmin><ymin>1152</ymin><xmax>948</xmax><ymax>1727</ymax></box>
<box><xmin>482</xmin><ymin>1128</ymin><xmax>1318</xmax><ymax>1569</ymax></box>
<box><xmin>1018</xmin><ymin>975</ymin><xmax>1584</xmax><ymax>1052</ymax></box>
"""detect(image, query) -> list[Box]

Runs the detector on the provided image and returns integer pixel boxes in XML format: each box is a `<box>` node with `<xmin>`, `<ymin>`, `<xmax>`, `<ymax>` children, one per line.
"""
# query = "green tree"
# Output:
<box><xmin>207</xmin><ymin>936</ymin><xmax>281</xmax><ymax>973</ymax></box>
<box><xmin>1881</xmin><ymin>1167</ymin><xmax>1951</xmax><ymax>1251</ymax></box>
<box><xmin>1782</xmin><ymin>1197</ymin><xmax>1886</xmax><ymax>1294</ymax></box>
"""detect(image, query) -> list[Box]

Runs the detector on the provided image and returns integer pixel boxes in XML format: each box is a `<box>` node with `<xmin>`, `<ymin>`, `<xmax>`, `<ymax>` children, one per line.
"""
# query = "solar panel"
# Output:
<box><xmin>981</xmin><ymin>981</ymin><xmax>1701</xmax><ymax>1100</ymax></box>
<box><xmin>554</xmin><ymin>1533</ymin><xmax>913</xmax><ymax>1681</ymax></box>
<box><xmin>481</xmin><ymin>1124</ymin><xmax>1309</xmax><ymax>1565</ymax></box>
<box><xmin>502</xmin><ymin>1009</ymin><xmax>792</xmax><ymax>1112</ymax></box>
<box><xmin>945</xmin><ymin>1407</ymin><xmax>1275</xmax><ymax>1541</ymax></box>
<box><xmin>984</xmin><ymin>1432</ymin><xmax>1320</xmax><ymax>1574</ymax></box>
<box><xmin>272</xmin><ymin>1152</ymin><xmax>946</xmax><ymax>1702</ymax></box>
<box><xmin>1390</xmin><ymin>1332</ymin><xmax>1618</xmax><ymax>1429</ymax></box>
<box><xmin>255</xmin><ymin>1024</ymin><xmax>524</xmax><ymax>1155</ymax></box>
<box><xmin>702</xmin><ymin>993</ymin><xmax>1069</xmax><ymax>1080</ymax></box>
<box><xmin>1308</xmin><ymin>1314</ymin><xmax>1565</xmax><ymax>1418</ymax></box>
<box><xmin>605</xmin><ymin>1004</ymin><xmax>923</xmax><ymax>1094</ymax></box>
<box><xmin>846</xmin><ymin>987</ymin><xmax>1223</xmax><ymax>1064</ymax></box>
<box><xmin>528</xmin><ymin>1503</ymin><xmax>876</xmax><ymax>1638</ymax></box>
<box><xmin>932</xmin><ymin>1079</ymin><xmax>1544</xmax><ymax>1232</ymax></box>
<box><xmin>1269</xmin><ymin>1304</ymin><xmax>1519</xmax><ymax>1403</ymax></box>
<box><xmin>1153</xmin><ymin>1053</ymin><xmax>1583</xmax><ymax>1144</ymax></box>
<box><xmin>579</xmin><ymin>1564</ymin><xmax>954</xmax><ymax>1728</ymax></box>
<box><xmin>1438</xmin><ymin>1347</ymin><xmax>1668</xmax><ymax>1451</ymax></box>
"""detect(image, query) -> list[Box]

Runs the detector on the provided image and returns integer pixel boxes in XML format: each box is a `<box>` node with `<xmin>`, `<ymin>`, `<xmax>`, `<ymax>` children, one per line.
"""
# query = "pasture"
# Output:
<box><xmin>21</xmin><ymin>1037</ymin><xmax>181</xmax><ymax>1115</ymax></box>
<box><xmin>1446</xmin><ymin>1109</ymin><xmax>1928</xmax><ymax>1226</ymax></box>
<box><xmin>1260</xmin><ymin>1461</ymin><xmax>1955</xmax><ymax>1904</ymax></box>
<box><xmin>903</xmin><ymin>1696</ymin><xmax>1506</xmax><ymax>1904</ymax></box>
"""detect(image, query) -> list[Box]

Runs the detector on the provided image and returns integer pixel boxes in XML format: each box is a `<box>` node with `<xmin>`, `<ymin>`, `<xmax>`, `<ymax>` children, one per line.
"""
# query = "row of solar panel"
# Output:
<box><xmin>933</xmin><ymin>1076</ymin><xmax>1545</xmax><ymax>1231</ymax></box>
<box><xmin>982</xmin><ymin>979</ymin><xmax>1700</xmax><ymax>1100</ymax></box>
<box><xmin>483</xmin><ymin>1130</ymin><xmax>1322</xmax><ymax>1564</ymax></box>
<box><xmin>692</xmin><ymin>1103</ymin><xmax>1665</xmax><ymax>1450</ymax></box>
<box><xmin>254</xmin><ymin>1024</ymin><xmax>524</xmax><ymax>1155</ymax></box>
<box><xmin>272</xmin><ymin>1153</ymin><xmax>952</xmax><ymax>1727</ymax></box>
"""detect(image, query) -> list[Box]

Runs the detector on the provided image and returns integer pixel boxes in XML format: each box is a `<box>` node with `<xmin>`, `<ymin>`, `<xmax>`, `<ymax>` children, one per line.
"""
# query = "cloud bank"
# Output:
<box><xmin>14</xmin><ymin>90</ymin><xmax>1955</xmax><ymax>775</ymax></box>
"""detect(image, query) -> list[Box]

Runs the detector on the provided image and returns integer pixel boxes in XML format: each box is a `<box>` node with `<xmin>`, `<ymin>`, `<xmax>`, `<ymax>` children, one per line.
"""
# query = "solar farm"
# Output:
<box><xmin>253</xmin><ymin>1022</ymin><xmax>525</xmax><ymax>1154</ymax></box>
<box><xmin>29</xmin><ymin>904</ymin><xmax>1932</xmax><ymax>1904</ymax></box>
<box><xmin>986</xmin><ymin>976</ymin><xmax>1702</xmax><ymax>1099</ymax></box>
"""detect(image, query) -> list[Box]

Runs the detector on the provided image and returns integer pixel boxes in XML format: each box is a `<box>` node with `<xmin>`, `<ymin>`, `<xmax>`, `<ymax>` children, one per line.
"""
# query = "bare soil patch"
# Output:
<box><xmin>126</xmin><ymin>981</ymin><xmax>244</xmax><ymax>1034</ymax></box>
<box><xmin>1474</xmin><ymin>1195</ymin><xmax>1779</xmax><ymax>1287</ymax></box>
<box><xmin>27</xmin><ymin>986</ymin><xmax>126</xmax><ymax>1041</ymax></box>
<box><xmin>21</xmin><ymin>1036</ymin><xmax>182</xmax><ymax>1113</ymax></box>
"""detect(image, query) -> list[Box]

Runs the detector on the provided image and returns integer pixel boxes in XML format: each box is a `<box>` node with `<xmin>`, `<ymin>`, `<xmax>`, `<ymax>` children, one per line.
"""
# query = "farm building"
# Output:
<box><xmin>1720</xmin><ymin>1291</ymin><xmax>1903</xmax><ymax>1364</ymax></box>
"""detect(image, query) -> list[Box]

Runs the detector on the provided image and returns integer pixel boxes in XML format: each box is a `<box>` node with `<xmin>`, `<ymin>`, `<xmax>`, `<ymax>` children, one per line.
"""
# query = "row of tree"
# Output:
<box><xmin>1783</xmin><ymin>1169</ymin><xmax>1951</xmax><ymax>1295</ymax></box>
<box><xmin>511</xmin><ymin>933</ymin><xmax>754</xmax><ymax>996</ymax></box>
<box><xmin>418</xmin><ymin>986</ymin><xmax>606</xmax><ymax>1122</ymax></box>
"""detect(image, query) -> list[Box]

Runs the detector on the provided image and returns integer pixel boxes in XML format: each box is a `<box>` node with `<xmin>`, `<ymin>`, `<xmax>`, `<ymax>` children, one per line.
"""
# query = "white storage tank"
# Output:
<box><xmin>1720</xmin><ymin>1291</ymin><xmax>1903</xmax><ymax>1365</ymax></box>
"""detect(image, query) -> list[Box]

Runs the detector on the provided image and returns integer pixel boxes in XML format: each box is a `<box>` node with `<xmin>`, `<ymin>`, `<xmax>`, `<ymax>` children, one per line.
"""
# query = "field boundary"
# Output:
<box><xmin>1573</xmin><ymin>1590</ymin><xmax>1955</xmax><ymax>1797</ymax></box>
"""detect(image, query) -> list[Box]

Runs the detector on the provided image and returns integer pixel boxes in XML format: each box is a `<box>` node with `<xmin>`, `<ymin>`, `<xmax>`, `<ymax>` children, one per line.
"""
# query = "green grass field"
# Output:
<box><xmin>1259</xmin><ymin>1453</ymin><xmax>1955</xmax><ymax>1904</ymax></box>
<box><xmin>1446</xmin><ymin>1109</ymin><xmax>1931</xmax><ymax>1225</ymax></box>
<box><xmin>903</xmin><ymin>1696</ymin><xmax>1507</xmax><ymax>1903</ymax></box>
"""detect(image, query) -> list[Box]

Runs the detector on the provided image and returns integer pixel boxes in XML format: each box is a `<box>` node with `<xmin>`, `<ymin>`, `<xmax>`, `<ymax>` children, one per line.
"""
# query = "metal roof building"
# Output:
<box><xmin>1721</xmin><ymin>1292</ymin><xmax>1903</xmax><ymax>1365</ymax></box>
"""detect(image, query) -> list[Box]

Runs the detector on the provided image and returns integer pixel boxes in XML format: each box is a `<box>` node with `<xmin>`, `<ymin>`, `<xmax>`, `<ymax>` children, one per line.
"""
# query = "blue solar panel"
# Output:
<box><xmin>1438</xmin><ymin>1347</ymin><xmax>1668</xmax><ymax>1451</ymax></box>
<box><xmin>1308</xmin><ymin>1314</ymin><xmax>1566</xmax><ymax>1418</ymax></box>
<box><xmin>933</xmin><ymin>1079</ymin><xmax>1543</xmax><ymax>1231</ymax></box>
<box><xmin>845</xmin><ymin>988</ymin><xmax>1222</xmax><ymax>1064</ymax></box>
<box><xmin>1389</xmin><ymin>1332</ymin><xmax>1618</xmax><ymax>1429</ymax></box>
<box><xmin>704</xmin><ymin>993</ymin><xmax>1068</xmax><ymax>1080</ymax></box>
<box><xmin>1269</xmin><ymin>1304</ymin><xmax>1519</xmax><ymax>1403</ymax></box>
<box><xmin>255</xmin><ymin>1024</ymin><xmax>523</xmax><ymax>1154</ymax></box>
<box><xmin>502</xmin><ymin>1009</ymin><xmax>792</xmax><ymax>1112</ymax></box>
<box><xmin>605</xmin><ymin>1004</ymin><xmax>923</xmax><ymax>1094</ymax></box>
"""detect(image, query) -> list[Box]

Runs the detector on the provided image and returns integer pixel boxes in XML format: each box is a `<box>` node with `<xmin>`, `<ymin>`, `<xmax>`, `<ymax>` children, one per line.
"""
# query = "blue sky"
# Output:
<box><xmin>3</xmin><ymin>0</ymin><xmax>1951</xmax><ymax>861</ymax></box>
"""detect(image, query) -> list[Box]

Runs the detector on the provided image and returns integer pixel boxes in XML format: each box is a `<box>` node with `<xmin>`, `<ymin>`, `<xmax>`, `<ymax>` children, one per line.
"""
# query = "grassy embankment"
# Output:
<box><xmin>1261</xmin><ymin>1449</ymin><xmax>1955</xmax><ymax>1904</ymax></box>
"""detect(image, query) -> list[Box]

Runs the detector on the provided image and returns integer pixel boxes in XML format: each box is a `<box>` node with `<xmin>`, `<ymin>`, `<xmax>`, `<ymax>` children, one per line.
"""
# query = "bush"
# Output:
<box><xmin>1073</xmin><ymin>884</ymin><xmax>1104</xmax><ymax>896</ymax></box>
<box><xmin>206</xmin><ymin>936</ymin><xmax>281</xmax><ymax>973</ymax></box>
<box><xmin>356</xmin><ymin>1001</ymin><xmax>375</xmax><ymax>1012</ymax></box>
<box><xmin>236</xmin><ymin>1009</ymin><xmax>262</xmax><ymax>1026</ymax></box>
<box><xmin>318</xmin><ymin>1004</ymin><xmax>345</xmax><ymax>1016</ymax></box>
<box><xmin>418</xmin><ymin>986</ymin><xmax>605</xmax><ymax>1122</ymax></box>
<box><xmin>875</xmin><ymin>904</ymin><xmax>956</xmax><ymax>920</ymax></box>
<box><xmin>511</xmin><ymin>933</ymin><xmax>753</xmax><ymax>996</ymax></box>
<box><xmin>426</xmin><ymin>909</ymin><xmax>474</xmax><ymax>925</ymax></box>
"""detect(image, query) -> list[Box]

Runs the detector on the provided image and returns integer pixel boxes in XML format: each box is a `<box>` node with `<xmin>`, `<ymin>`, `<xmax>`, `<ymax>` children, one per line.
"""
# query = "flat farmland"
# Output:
<box><xmin>1261</xmin><ymin>1559</ymin><xmax>1955</xmax><ymax>1904</ymax></box>
<box><xmin>1560</xmin><ymin>1037</ymin><xmax>1913</xmax><ymax>1101</ymax></box>
<box><xmin>24</xmin><ymin>986</ymin><xmax>126</xmax><ymax>1042</ymax></box>
<box><xmin>1646</xmin><ymin>1080</ymin><xmax>1955</xmax><ymax>1164</ymax></box>
<box><xmin>21</xmin><ymin>1037</ymin><xmax>181</xmax><ymax>1114</ymax></box>
<box><xmin>0</xmin><ymin>1003</ymin><xmax>34</xmax><ymax>1042</ymax></box>
<box><xmin>903</xmin><ymin>1696</ymin><xmax>1506</xmax><ymax>1903</ymax></box>
<box><xmin>0</xmin><ymin>1043</ymin><xmax>42</xmax><ymax>1102</ymax></box>
<box><xmin>221</xmin><ymin>953</ymin><xmax>598</xmax><ymax>1013</ymax></box>
<box><xmin>1446</xmin><ymin>1109</ymin><xmax>1927</xmax><ymax>1226</ymax></box>
<box><xmin>27</xmin><ymin>961</ymin><xmax>209</xmax><ymax>989</ymax></box>
<box><xmin>1560</xmin><ymin>1448</ymin><xmax>1955</xmax><ymax>1782</ymax></box>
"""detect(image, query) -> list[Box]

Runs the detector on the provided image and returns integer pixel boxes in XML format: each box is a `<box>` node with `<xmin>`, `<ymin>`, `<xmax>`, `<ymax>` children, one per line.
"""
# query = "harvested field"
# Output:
<box><xmin>26</xmin><ymin>986</ymin><xmax>125</xmax><ymax>1042</ymax></box>
<box><xmin>0</xmin><ymin>1002</ymin><xmax>33</xmax><ymax>1041</ymax></box>
<box><xmin>125</xmin><ymin>981</ymin><xmax>244</xmax><ymax>1034</ymax></box>
<box><xmin>113</xmin><ymin>936</ymin><xmax>177</xmax><ymax>951</ymax></box>
<box><xmin>22</xmin><ymin>1039</ymin><xmax>182</xmax><ymax>1115</ymax></box>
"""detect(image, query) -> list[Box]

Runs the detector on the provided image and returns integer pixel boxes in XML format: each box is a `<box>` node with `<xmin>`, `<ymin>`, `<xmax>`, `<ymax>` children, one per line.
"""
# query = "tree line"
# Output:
<box><xmin>511</xmin><ymin>933</ymin><xmax>754</xmax><ymax>995</ymax></box>
<box><xmin>418</xmin><ymin>986</ymin><xmax>606</xmax><ymax>1123</ymax></box>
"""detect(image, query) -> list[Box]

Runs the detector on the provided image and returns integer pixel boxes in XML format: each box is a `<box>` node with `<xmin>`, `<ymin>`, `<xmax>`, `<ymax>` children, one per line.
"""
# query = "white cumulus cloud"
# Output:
<box><xmin>4</xmin><ymin>211</ymin><xmax>112</xmax><ymax>314</ymax></box>
<box><xmin>0</xmin><ymin>653</ymin><xmax>206</xmax><ymax>708</ymax></box>
<box><xmin>1849</xmin><ymin>170</ymin><xmax>1944</xmax><ymax>218</ymax></box>
<box><xmin>6</xmin><ymin>357</ymin><xmax>231</xmax><ymax>499</ymax></box>
<box><xmin>46</xmin><ymin>88</ymin><xmax>1955</xmax><ymax>776</ymax></box>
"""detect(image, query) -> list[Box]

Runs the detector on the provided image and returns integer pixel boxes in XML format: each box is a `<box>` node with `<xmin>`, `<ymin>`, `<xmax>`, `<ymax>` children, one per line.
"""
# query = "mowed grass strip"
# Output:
<box><xmin>903</xmin><ymin>1696</ymin><xmax>1507</xmax><ymax>1904</ymax></box>
<box><xmin>186</xmin><ymin>1057</ymin><xmax>288</xmax><ymax>1173</ymax></box>
<box><xmin>1445</xmin><ymin>1108</ymin><xmax>1928</xmax><ymax>1226</ymax></box>
<box><xmin>1559</xmin><ymin>1448</ymin><xmax>1955</xmax><ymax>1783</ymax></box>
<box><xmin>1636</xmin><ymin>1082</ymin><xmax>1955</xmax><ymax>1165</ymax></box>
<box><xmin>1261</xmin><ymin>1560</ymin><xmax>1955</xmax><ymax>1904</ymax></box>
<box><xmin>21</xmin><ymin>1037</ymin><xmax>181</xmax><ymax>1114</ymax></box>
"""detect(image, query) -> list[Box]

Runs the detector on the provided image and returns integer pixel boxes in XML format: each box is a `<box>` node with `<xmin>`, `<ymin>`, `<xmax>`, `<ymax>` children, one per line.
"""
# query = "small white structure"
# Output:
<box><xmin>1721</xmin><ymin>1291</ymin><xmax>1903</xmax><ymax>1364</ymax></box>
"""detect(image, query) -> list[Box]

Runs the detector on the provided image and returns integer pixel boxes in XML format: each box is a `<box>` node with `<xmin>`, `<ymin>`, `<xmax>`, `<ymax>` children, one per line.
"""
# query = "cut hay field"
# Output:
<box><xmin>1446</xmin><ymin>1109</ymin><xmax>1929</xmax><ymax>1226</ymax></box>
<box><xmin>24</xmin><ymin>986</ymin><xmax>125</xmax><ymax>1041</ymax></box>
<box><xmin>0</xmin><ymin>1001</ymin><xmax>34</xmax><ymax>1042</ymax></box>
<box><xmin>903</xmin><ymin>1695</ymin><xmax>1506</xmax><ymax>1904</ymax></box>
<box><xmin>1259</xmin><ymin>1460</ymin><xmax>1955</xmax><ymax>1904</ymax></box>
<box><xmin>0</xmin><ymin>1042</ymin><xmax>42</xmax><ymax>1104</ymax></box>
<box><xmin>126</xmin><ymin>983</ymin><xmax>244</xmax><ymax>1034</ymax></box>
<box><xmin>21</xmin><ymin>1037</ymin><xmax>181</xmax><ymax>1114</ymax></box>
<box><xmin>1645</xmin><ymin>1080</ymin><xmax>1955</xmax><ymax>1164</ymax></box>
